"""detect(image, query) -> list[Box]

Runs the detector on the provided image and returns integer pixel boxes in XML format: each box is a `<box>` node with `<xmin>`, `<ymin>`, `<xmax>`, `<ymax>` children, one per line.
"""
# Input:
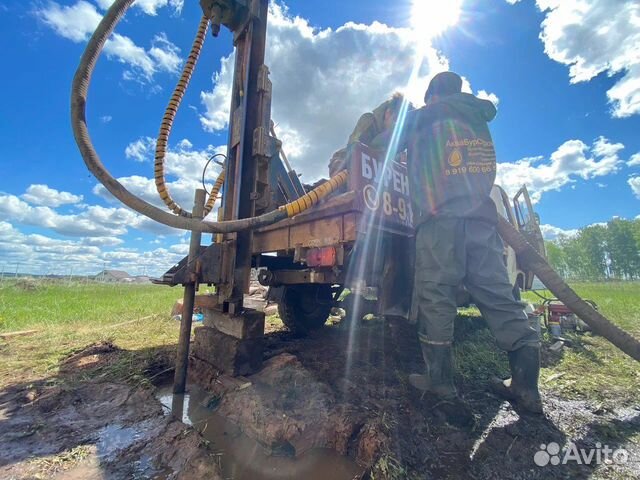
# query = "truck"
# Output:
<box><xmin>70</xmin><ymin>0</ymin><xmax>640</xmax><ymax>387</ymax></box>
<box><xmin>159</xmin><ymin>140</ymin><xmax>546</xmax><ymax>334</ymax></box>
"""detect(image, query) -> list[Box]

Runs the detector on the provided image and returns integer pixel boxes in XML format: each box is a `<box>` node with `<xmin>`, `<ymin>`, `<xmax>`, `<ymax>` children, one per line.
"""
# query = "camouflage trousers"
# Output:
<box><xmin>413</xmin><ymin>217</ymin><xmax>539</xmax><ymax>352</ymax></box>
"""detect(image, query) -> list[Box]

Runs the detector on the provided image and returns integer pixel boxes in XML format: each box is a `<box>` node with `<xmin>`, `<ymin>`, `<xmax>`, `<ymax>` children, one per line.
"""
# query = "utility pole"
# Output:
<box><xmin>15</xmin><ymin>262</ymin><xmax>20</xmax><ymax>278</ymax></box>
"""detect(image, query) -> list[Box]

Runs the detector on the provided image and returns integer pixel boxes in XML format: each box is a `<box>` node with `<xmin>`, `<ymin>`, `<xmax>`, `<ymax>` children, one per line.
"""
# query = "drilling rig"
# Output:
<box><xmin>71</xmin><ymin>0</ymin><xmax>640</xmax><ymax>391</ymax></box>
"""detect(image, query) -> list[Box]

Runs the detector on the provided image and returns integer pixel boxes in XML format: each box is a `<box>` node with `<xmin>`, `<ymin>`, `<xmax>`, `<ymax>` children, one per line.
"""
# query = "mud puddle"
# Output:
<box><xmin>157</xmin><ymin>383</ymin><xmax>365</xmax><ymax>480</ymax></box>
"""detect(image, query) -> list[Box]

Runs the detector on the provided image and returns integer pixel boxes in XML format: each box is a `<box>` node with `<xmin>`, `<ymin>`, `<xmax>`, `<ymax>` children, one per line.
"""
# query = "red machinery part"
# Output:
<box><xmin>547</xmin><ymin>302</ymin><xmax>573</xmax><ymax>325</ymax></box>
<box><xmin>307</xmin><ymin>247</ymin><xmax>337</xmax><ymax>267</ymax></box>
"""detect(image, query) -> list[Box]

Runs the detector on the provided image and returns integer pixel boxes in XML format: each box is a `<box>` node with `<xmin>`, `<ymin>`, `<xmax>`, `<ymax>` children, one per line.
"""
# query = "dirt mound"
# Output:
<box><xmin>191</xmin><ymin>316</ymin><xmax>640</xmax><ymax>479</ymax></box>
<box><xmin>210</xmin><ymin>353</ymin><xmax>386</xmax><ymax>462</ymax></box>
<box><xmin>59</xmin><ymin>341</ymin><xmax>120</xmax><ymax>373</ymax></box>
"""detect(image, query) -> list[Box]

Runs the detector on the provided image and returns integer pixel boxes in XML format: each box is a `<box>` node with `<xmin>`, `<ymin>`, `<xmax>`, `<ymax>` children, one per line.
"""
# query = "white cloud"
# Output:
<box><xmin>101</xmin><ymin>115</ymin><xmax>113</xmax><ymax>123</ymax></box>
<box><xmin>529</xmin><ymin>0</ymin><xmax>640</xmax><ymax>117</ymax></box>
<box><xmin>200</xmin><ymin>2</ymin><xmax>450</xmax><ymax>181</ymax></box>
<box><xmin>104</xmin><ymin>33</ymin><xmax>156</xmax><ymax>78</ymax></box>
<box><xmin>629</xmin><ymin>176</ymin><xmax>640</xmax><ymax>199</ymax></box>
<box><xmin>96</xmin><ymin>0</ymin><xmax>183</xmax><ymax>15</ymax></box>
<box><xmin>97</xmin><ymin>137</ymin><xmax>224</xmax><ymax>222</ymax></box>
<box><xmin>123</xmin><ymin>136</ymin><xmax>224</xmax><ymax>181</ymax></box>
<box><xmin>92</xmin><ymin>174</ymin><xmax>199</xmax><ymax>214</ymax></box>
<box><xmin>628</xmin><ymin>153</ymin><xmax>640</xmax><ymax>167</ymax></box>
<box><xmin>138</xmin><ymin>0</ymin><xmax>183</xmax><ymax>16</ymax></box>
<box><xmin>0</xmin><ymin>193</ymin><xmax>124</xmax><ymax>237</ymax></box>
<box><xmin>39</xmin><ymin>0</ymin><xmax>102</xmax><ymax>42</ymax></box>
<box><xmin>591</xmin><ymin>135</ymin><xmax>624</xmax><ymax>159</ymax></box>
<box><xmin>37</xmin><ymin>1</ymin><xmax>182</xmax><ymax>82</ymax></box>
<box><xmin>0</xmin><ymin>186</ymin><xmax>186</xmax><ymax>238</ymax></box>
<box><xmin>476</xmin><ymin>90</ymin><xmax>500</xmax><ymax>107</ymax></box>
<box><xmin>125</xmin><ymin>137</ymin><xmax>156</xmax><ymax>162</ymax></box>
<box><xmin>149</xmin><ymin>33</ymin><xmax>182</xmax><ymax>73</ymax></box>
<box><xmin>81</xmin><ymin>236</ymin><xmax>124</xmax><ymax>247</ymax></box>
<box><xmin>496</xmin><ymin>136</ymin><xmax>624</xmax><ymax>202</ymax></box>
<box><xmin>21</xmin><ymin>185</ymin><xmax>83</xmax><ymax>207</ymax></box>
<box><xmin>199</xmin><ymin>54</ymin><xmax>234</xmax><ymax>132</ymax></box>
<box><xmin>0</xmin><ymin>220</ymin><xmax>186</xmax><ymax>276</ymax></box>
<box><xmin>540</xmin><ymin>224</ymin><xmax>579</xmax><ymax>240</ymax></box>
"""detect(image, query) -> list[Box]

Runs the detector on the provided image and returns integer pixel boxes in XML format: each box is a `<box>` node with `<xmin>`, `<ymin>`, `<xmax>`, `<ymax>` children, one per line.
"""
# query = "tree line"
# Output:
<box><xmin>545</xmin><ymin>218</ymin><xmax>640</xmax><ymax>281</ymax></box>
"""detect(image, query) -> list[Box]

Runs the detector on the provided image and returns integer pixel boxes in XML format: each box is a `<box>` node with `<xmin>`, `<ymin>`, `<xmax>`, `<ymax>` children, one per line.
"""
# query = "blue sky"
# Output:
<box><xmin>0</xmin><ymin>0</ymin><xmax>639</xmax><ymax>276</ymax></box>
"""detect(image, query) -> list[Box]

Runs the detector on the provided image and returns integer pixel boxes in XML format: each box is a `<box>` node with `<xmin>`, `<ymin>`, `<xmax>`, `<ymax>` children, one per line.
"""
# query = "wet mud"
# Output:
<box><xmin>2</xmin><ymin>317</ymin><xmax>639</xmax><ymax>479</ymax></box>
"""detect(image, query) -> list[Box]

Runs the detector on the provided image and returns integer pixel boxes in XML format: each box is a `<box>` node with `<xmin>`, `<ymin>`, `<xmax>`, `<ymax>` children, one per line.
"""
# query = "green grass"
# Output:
<box><xmin>0</xmin><ymin>279</ymin><xmax>185</xmax><ymax>388</ymax></box>
<box><xmin>525</xmin><ymin>282</ymin><xmax>640</xmax><ymax>404</ymax></box>
<box><xmin>450</xmin><ymin>282</ymin><xmax>640</xmax><ymax>405</ymax></box>
<box><xmin>0</xmin><ymin>279</ymin><xmax>180</xmax><ymax>332</ymax></box>
<box><xmin>0</xmin><ymin>279</ymin><xmax>638</xmax><ymax>407</ymax></box>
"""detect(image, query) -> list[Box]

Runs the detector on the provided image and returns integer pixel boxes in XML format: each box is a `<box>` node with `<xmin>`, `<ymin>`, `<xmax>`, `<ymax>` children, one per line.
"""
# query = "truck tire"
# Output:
<box><xmin>278</xmin><ymin>284</ymin><xmax>332</xmax><ymax>335</ymax></box>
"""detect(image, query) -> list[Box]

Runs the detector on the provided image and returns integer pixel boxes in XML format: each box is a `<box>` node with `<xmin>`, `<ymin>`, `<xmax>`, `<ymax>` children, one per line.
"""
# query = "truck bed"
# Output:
<box><xmin>253</xmin><ymin>143</ymin><xmax>414</xmax><ymax>254</ymax></box>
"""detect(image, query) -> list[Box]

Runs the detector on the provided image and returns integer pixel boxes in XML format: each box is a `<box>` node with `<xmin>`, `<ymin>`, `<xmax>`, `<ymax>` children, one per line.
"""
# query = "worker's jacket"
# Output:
<box><xmin>393</xmin><ymin>93</ymin><xmax>498</xmax><ymax>227</ymax></box>
<box><xmin>329</xmin><ymin>99</ymin><xmax>397</xmax><ymax>177</ymax></box>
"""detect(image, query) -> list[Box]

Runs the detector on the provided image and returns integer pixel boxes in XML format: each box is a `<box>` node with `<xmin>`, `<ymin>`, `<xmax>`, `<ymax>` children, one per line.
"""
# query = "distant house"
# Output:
<box><xmin>93</xmin><ymin>270</ymin><xmax>132</xmax><ymax>282</ymax></box>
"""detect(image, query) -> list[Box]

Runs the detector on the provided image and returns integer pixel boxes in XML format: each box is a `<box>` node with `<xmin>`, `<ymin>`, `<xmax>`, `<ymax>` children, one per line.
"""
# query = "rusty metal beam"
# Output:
<box><xmin>173</xmin><ymin>189</ymin><xmax>206</xmax><ymax>394</ymax></box>
<box><xmin>219</xmin><ymin>0</ymin><xmax>271</xmax><ymax>314</ymax></box>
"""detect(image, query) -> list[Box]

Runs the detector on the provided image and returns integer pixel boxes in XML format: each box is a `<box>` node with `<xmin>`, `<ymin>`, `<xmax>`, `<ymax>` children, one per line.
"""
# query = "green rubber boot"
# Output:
<box><xmin>491</xmin><ymin>345</ymin><xmax>543</xmax><ymax>414</ymax></box>
<box><xmin>409</xmin><ymin>343</ymin><xmax>474</xmax><ymax>428</ymax></box>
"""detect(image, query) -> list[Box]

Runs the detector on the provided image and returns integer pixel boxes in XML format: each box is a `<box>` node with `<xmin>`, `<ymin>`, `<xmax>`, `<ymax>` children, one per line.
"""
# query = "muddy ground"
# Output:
<box><xmin>1</xmin><ymin>316</ymin><xmax>639</xmax><ymax>479</ymax></box>
<box><xmin>0</xmin><ymin>342</ymin><xmax>224</xmax><ymax>480</ymax></box>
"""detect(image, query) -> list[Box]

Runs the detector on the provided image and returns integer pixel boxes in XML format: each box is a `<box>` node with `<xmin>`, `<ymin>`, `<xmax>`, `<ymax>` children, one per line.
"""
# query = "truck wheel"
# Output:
<box><xmin>278</xmin><ymin>284</ymin><xmax>332</xmax><ymax>335</ymax></box>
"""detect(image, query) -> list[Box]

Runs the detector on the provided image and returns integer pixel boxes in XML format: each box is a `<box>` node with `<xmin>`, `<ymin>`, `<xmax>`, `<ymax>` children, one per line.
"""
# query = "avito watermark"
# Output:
<box><xmin>534</xmin><ymin>442</ymin><xmax>629</xmax><ymax>467</ymax></box>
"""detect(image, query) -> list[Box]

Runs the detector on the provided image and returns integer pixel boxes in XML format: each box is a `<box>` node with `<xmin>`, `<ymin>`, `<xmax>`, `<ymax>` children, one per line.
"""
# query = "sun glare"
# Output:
<box><xmin>411</xmin><ymin>0</ymin><xmax>462</xmax><ymax>35</ymax></box>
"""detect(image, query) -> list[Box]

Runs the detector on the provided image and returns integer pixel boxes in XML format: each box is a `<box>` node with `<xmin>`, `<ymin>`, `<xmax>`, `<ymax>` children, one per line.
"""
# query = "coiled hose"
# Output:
<box><xmin>155</xmin><ymin>15</ymin><xmax>209</xmax><ymax>218</ymax></box>
<box><xmin>71</xmin><ymin>0</ymin><xmax>345</xmax><ymax>233</ymax></box>
<box><xmin>204</xmin><ymin>169</ymin><xmax>226</xmax><ymax>215</ymax></box>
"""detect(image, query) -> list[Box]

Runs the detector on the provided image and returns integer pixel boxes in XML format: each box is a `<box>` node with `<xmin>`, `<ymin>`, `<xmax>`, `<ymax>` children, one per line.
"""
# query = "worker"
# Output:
<box><xmin>379</xmin><ymin>72</ymin><xmax>542</xmax><ymax>425</ymax></box>
<box><xmin>328</xmin><ymin>93</ymin><xmax>406</xmax><ymax>178</ymax></box>
<box><xmin>329</xmin><ymin>93</ymin><xmax>413</xmax><ymax>320</ymax></box>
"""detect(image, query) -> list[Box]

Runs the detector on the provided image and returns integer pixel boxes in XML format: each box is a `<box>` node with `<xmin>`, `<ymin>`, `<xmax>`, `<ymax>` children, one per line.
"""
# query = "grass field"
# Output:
<box><xmin>0</xmin><ymin>279</ymin><xmax>185</xmax><ymax>388</ymax></box>
<box><xmin>523</xmin><ymin>282</ymin><xmax>640</xmax><ymax>405</ymax></box>
<box><xmin>0</xmin><ymin>278</ymin><xmax>638</xmax><ymax>406</ymax></box>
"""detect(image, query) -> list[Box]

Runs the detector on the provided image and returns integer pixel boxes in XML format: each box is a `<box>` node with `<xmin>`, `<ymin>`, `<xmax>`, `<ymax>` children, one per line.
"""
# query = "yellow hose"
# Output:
<box><xmin>204</xmin><ymin>169</ymin><xmax>225</xmax><ymax>215</ymax></box>
<box><xmin>279</xmin><ymin>170</ymin><xmax>348</xmax><ymax>218</ymax></box>
<box><xmin>72</xmin><ymin>0</ymin><xmax>290</xmax><ymax>233</ymax></box>
<box><xmin>155</xmin><ymin>15</ymin><xmax>209</xmax><ymax>218</ymax></box>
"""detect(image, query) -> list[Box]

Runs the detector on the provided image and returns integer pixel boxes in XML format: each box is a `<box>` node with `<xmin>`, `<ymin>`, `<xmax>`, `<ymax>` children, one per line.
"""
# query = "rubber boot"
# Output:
<box><xmin>491</xmin><ymin>345</ymin><xmax>543</xmax><ymax>414</ymax></box>
<box><xmin>409</xmin><ymin>344</ymin><xmax>474</xmax><ymax>428</ymax></box>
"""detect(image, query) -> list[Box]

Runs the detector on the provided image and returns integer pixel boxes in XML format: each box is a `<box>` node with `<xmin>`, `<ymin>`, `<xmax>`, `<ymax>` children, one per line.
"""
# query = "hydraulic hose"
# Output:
<box><xmin>497</xmin><ymin>217</ymin><xmax>640</xmax><ymax>362</ymax></box>
<box><xmin>204</xmin><ymin>169</ymin><xmax>226</xmax><ymax>215</ymax></box>
<box><xmin>279</xmin><ymin>170</ymin><xmax>348</xmax><ymax>217</ymax></box>
<box><xmin>70</xmin><ymin>0</ymin><xmax>288</xmax><ymax>233</ymax></box>
<box><xmin>155</xmin><ymin>15</ymin><xmax>209</xmax><ymax>218</ymax></box>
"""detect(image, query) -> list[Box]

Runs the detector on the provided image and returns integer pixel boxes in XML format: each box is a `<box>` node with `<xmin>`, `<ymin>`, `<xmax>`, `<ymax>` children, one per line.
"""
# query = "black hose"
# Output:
<box><xmin>70</xmin><ymin>0</ymin><xmax>287</xmax><ymax>233</ymax></box>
